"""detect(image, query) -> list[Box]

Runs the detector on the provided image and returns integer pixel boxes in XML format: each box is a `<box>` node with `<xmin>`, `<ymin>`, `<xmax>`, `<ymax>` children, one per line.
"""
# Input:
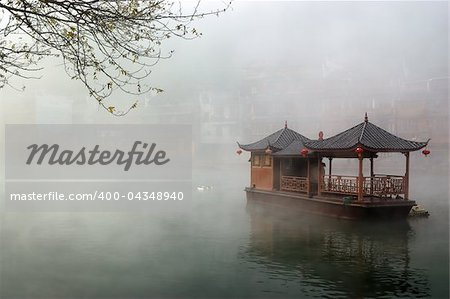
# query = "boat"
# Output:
<box><xmin>409</xmin><ymin>205</ymin><xmax>430</xmax><ymax>217</ymax></box>
<box><xmin>237</xmin><ymin>113</ymin><xmax>430</xmax><ymax>220</ymax></box>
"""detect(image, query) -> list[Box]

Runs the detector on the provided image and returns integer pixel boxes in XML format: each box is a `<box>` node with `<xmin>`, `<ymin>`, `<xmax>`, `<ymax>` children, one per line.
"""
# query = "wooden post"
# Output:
<box><xmin>279</xmin><ymin>158</ymin><xmax>283</xmax><ymax>191</ymax></box>
<box><xmin>250</xmin><ymin>153</ymin><xmax>253</xmax><ymax>187</ymax></box>
<box><xmin>405</xmin><ymin>152</ymin><xmax>410</xmax><ymax>200</ymax></box>
<box><xmin>370</xmin><ymin>157</ymin><xmax>374</xmax><ymax>196</ymax></box>
<box><xmin>317</xmin><ymin>157</ymin><xmax>322</xmax><ymax>196</ymax></box>
<box><xmin>358</xmin><ymin>155</ymin><xmax>364</xmax><ymax>201</ymax></box>
<box><xmin>307</xmin><ymin>158</ymin><xmax>311</xmax><ymax>197</ymax></box>
<box><xmin>328</xmin><ymin>157</ymin><xmax>332</xmax><ymax>193</ymax></box>
<box><xmin>328</xmin><ymin>157</ymin><xmax>332</xmax><ymax>177</ymax></box>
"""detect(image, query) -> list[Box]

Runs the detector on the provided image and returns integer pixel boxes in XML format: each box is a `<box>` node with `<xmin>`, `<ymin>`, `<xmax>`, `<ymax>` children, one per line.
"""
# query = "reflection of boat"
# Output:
<box><xmin>238</xmin><ymin>114</ymin><xmax>429</xmax><ymax>220</ymax></box>
<box><xmin>243</xmin><ymin>200</ymin><xmax>431</xmax><ymax>298</ymax></box>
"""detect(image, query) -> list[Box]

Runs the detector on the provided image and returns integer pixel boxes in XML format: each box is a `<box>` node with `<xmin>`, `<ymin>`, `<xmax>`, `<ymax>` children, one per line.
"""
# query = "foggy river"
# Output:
<box><xmin>0</xmin><ymin>1</ymin><xmax>448</xmax><ymax>298</ymax></box>
<box><xmin>1</xmin><ymin>165</ymin><xmax>448</xmax><ymax>298</ymax></box>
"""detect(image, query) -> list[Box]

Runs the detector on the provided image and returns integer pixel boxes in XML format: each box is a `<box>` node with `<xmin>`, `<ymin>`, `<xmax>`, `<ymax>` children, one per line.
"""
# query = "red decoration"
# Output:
<box><xmin>422</xmin><ymin>149</ymin><xmax>430</xmax><ymax>157</ymax></box>
<box><xmin>355</xmin><ymin>147</ymin><xmax>364</xmax><ymax>155</ymax></box>
<box><xmin>301</xmin><ymin>148</ymin><xmax>309</xmax><ymax>157</ymax></box>
<box><xmin>236</xmin><ymin>149</ymin><xmax>242</xmax><ymax>155</ymax></box>
<box><xmin>265</xmin><ymin>148</ymin><xmax>272</xmax><ymax>154</ymax></box>
<box><xmin>318</xmin><ymin>131</ymin><xmax>324</xmax><ymax>140</ymax></box>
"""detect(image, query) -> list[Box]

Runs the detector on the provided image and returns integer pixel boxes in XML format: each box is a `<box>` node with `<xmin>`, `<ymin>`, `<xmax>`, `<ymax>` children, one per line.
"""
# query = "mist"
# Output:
<box><xmin>0</xmin><ymin>1</ymin><xmax>448</xmax><ymax>298</ymax></box>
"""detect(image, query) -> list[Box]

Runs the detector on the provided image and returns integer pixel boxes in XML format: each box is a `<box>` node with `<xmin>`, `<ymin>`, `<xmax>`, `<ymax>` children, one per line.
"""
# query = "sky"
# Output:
<box><xmin>0</xmin><ymin>1</ymin><xmax>448</xmax><ymax>127</ymax></box>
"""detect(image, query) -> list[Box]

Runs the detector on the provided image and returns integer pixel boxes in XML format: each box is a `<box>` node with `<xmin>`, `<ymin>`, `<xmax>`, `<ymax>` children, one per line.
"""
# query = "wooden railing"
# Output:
<box><xmin>367</xmin><ymin>175</ymin><xmax>405</xmax><ymax>197</ymax></box>
<box><xmin>322</xmin><ymin>175</ymin><xmax>406</xmax><ymax>198</ymax></box>
<box><xmin>322</xmin><ymin>175</ymin><xmax>359</xmax><ymax>195</ymax></box>
<box><xmin>281</xmin><ymin>176</ymin><xmax>309</xmax><ymax>193</ymax></box>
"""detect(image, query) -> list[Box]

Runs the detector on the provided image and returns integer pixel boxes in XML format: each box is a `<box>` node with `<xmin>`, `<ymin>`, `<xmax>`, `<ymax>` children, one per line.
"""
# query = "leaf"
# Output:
<box><xmin>107</xmin><ymin>106</ymin><xmax>115</xmax><ymax>113</ymax></box>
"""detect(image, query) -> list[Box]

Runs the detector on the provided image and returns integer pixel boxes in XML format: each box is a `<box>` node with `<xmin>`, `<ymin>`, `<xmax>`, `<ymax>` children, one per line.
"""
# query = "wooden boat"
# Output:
<box><xmin>237</xmin><ymin>113</ymin><xmax>429</xmax><ymax>220</ymax></box>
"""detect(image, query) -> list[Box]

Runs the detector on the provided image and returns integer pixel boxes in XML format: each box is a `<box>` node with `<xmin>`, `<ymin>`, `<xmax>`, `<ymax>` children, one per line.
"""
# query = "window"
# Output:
<box><xmin>252</xmin><ymin>154</ymin><xmax>261</xmax><ymax>167</ymax></box>
<box><xmin>263</xmin><ymin>154</ymin><xmax>272</xmax><ymax>167</ymax></box>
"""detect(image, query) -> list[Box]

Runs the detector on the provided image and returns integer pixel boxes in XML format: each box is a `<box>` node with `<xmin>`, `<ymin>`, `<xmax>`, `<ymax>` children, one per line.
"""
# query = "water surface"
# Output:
<box><xmin>1</xmin><ymin>167</ymin><xmax>448</xmax><ymax>298</ymax></box>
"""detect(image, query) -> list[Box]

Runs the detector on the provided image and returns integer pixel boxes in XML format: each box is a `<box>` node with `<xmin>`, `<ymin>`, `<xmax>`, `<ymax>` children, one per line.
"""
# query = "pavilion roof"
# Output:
<box><xmin>238</xmin><ymin>124</ymin><xmax>310</xmax><ymax>152</ymax></box>
<box><xmin>304</xmin><ymin>114</ymin><xmax>429</xmax><ymax>153</ymax></box>
<box><xmin>272</xmin><ymin>140</ymin><xmax>308</xmax><ymax>156</ymax></box>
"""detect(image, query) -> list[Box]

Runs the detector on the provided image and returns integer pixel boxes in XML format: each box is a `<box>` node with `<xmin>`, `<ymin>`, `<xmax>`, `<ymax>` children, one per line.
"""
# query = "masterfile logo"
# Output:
<box><xmin>6</xmin><ymin>124</ymin><xmax>192</xmax><ymax>180</ymax></box>
<box><xmin>4</xmin><ymin>124</ymin><xmax>192</xmax><ymax>212</ymax></box>
<box><xmin>26</xmin><ymin>141</ymin><xmax>170</xmax><ymax>171</ymax></box>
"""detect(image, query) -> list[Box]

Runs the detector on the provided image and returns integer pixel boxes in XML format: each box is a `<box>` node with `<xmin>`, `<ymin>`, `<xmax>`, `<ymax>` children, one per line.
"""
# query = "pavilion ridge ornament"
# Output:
<box><xmin>318</xmin><ymin>131</ymin><xmax>324</xmax><ymax>140</ymax></box>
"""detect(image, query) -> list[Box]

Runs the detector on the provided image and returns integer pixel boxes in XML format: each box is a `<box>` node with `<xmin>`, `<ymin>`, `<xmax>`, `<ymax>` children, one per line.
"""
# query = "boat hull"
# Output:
<box><xmin>245</xmin><ymin>188</ymin><xmax>415</xmax><ymax>220</ymax></box>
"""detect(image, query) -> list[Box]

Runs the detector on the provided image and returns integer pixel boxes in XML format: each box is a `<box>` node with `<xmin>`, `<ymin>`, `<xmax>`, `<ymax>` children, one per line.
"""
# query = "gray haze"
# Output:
<box><xmin>0</xmin><ymin>1</ymin><xmax>448</xmax><ymax>182</ymax></box>
<box><xmin>2</xmin><ymin>1</ymin><xmax>447</xmax><ymax>175</ymax></box>
<box><xmin>0</xmin><ymin>2</ymin><xmax>448</xmax><ymax>298</ymax></box>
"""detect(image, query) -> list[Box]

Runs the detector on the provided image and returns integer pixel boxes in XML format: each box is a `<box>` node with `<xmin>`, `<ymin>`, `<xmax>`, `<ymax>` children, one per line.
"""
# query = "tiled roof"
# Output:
<box><xmin>238</xmin><ymin>126</ymin><xmax>310</xmax><ymax>152</ymax></box>
<box><xmin>272</xmin><ymin>140</ymin><xmax>308</xmax><ymax>156</ymax></box>
<box><xmin>305</xmin><ymin>119</ymin><xmax>428</xmax><ymax>152</ymax></box>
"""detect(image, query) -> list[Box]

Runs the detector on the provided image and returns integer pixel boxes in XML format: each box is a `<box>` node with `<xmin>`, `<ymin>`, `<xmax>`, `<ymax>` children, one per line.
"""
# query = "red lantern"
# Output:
<box><xmin>236</xmin><ymin>149</ymin><xmax>242</xmax><ymax>155</ymax></box>
<box><xmin>355</xmin><ymin>147</ymin><xmax>364</xmax><ymax>155</ymax></box>
<box><xmin>422</xmin><ymin>149</ymin><xmax>430</xmax><ymax>157</ymax></box>
<box><xmin>301</xmin><ymin>148</ymin><xmax>309</xmax><ymax>157</ymax></box>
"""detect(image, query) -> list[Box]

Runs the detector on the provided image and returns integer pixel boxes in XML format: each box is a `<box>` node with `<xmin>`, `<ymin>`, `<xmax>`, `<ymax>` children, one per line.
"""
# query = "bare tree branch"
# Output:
<box><xmin>0</xmin><ymin>0</ymin><xmax>231</xmax><ymax>115</ymax></box>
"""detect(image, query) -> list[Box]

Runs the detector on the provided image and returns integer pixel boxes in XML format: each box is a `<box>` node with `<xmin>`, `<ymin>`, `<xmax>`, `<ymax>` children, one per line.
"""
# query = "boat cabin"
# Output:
<box><xmin>238</xmin><ymin>114</ymin><xmax>429</xmax><ymax>204</ymax></box>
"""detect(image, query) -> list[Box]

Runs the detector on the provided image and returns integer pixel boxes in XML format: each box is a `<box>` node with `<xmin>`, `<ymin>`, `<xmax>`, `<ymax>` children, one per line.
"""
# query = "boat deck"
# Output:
<box><xmin>245</xmin><ymin>187</ymin><xmax>415</xmax><ymax>220</ymax></box>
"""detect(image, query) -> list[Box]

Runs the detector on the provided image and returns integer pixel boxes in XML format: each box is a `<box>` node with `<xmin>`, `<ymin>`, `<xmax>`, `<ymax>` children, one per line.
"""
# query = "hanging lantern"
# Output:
<box><xmin>265</xmin><ymin>148</ymin><xmax>272</xmax><ymax>154</ymax></box>
<box><xmin>355</xmin><ymin>147</ymin><xmax>364</xmax><ymax>156</ymax></box>
<box><xmin>301</xmin><ymin>148</ymin><xmax>309</xmax><ymax>157</ymax></box>
<box><xmin>236</xmin><ymin>149</ymin><xmax>242</xmax><ymax>155</ymax></box>
<box><xmin>422</xmin><ymin>149</ymin><xmax>430</xmax><ymax>157</ymax></box>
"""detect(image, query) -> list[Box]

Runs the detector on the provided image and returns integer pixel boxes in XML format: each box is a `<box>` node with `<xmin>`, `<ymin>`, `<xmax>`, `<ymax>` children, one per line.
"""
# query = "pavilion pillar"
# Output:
<box><xmin>317</xmin><ymin>157</ymin><xmax>322</xmax><ymax>196</ymax></box>
<box><xmin>279</xmin><ymin>158</ymin><xmax>282</xmax><ymax>191</ymax></box>
<box><xmin>358</xmin><ymin>156</ymin><xmax>364</xmax><ymax>201</ymax></box>
<box><xmin>328</xmin><ymin>158</ymin><xmax>332</xmax><ymax>177</ymax></box>
<box><xmin>328</xmin><ymin>158</ymin><xmax>332</xmax><ymax>192</ymax></box>
<box><xmin>370</xmin><ymin>157</ymin><xmax>374</xmax><ymax>196</ymax></box>
<box><xmin>405</xmin><ymin>152</ymin><xmax>410</xmax><ymax>200</ymax></box>
<box><xmin>307</xmin><ymin>158</ymin><xmax>311</xmax><ymax>197</ymax></box>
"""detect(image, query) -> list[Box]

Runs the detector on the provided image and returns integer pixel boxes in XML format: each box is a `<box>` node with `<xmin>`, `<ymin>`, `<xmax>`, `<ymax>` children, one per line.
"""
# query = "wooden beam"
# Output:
<box><xmin>370</xmin><ymin>157</ymin><xmax>374</xmax><ymax>195</ymax></box>
<box><xmin>405</xmin><ymin>152</ymin><xmax>410</xmax><ymax>200</ymax></box>
<box><xmin>307</xmin><ymin>158</ymin><xmax>311</xmax><ymax>197</ymax></box>
<box><xmin>358</xmin><ymin>156</ymin><xmax>364</xmax><ymax>201</ymax></box>
<box><xmin>250</xmin><ymin>153</ymin><xmax>253</xmax><ymax>188</ymax></box>
<box><xmin>328</xmin><ymin>158</ymin><xmax>332</xmax><ymax>194</ymax></box>
<box><xmin>328</xmin><ymin>157</ymin><xmax>332</xmax><ymax>177</ymax></box>
<box><xmin>279</xmin><ymin>158</ymin><xmax>283</xmax><ymax>191</ymax></box>
<box><xmin>317</xmin><ymin>157</ymin><xmax>322</xmax><ymax>196</ymax></box>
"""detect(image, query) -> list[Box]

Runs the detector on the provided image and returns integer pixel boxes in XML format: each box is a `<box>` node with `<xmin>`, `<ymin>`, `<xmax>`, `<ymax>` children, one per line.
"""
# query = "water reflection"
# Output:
<box><xmin>243</xmin><ymin>201</ymin><xmax>430</xmax><ymax>298</ymax></box>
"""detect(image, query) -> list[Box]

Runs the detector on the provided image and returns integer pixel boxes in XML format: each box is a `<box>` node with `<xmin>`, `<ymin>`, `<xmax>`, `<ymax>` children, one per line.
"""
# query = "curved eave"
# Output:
<box><xmin>305</xmin><ymin>140</ymin><xmax>429</xmax><ymax>153</ymax></box>
<box><xmin>236</xmin><ymin>127</ymin><xmax>310</xmax><ymax>152</ymax></box>
<box><xmin>237</xmin><ymin>141</ymin><xmax>280</xmax><ymax>152</ymax></box>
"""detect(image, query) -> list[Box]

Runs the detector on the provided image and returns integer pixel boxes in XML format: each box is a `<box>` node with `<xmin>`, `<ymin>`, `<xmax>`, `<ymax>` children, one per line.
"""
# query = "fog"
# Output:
<box><xmin>0</xmin><ymin>0</ymin><xmax>448</xmax><ymax>186</ymax></box>
<box><xmin>0</xmin><ymin>2</ymin><xmax>448</xmax><ymax>297</ymax></box>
